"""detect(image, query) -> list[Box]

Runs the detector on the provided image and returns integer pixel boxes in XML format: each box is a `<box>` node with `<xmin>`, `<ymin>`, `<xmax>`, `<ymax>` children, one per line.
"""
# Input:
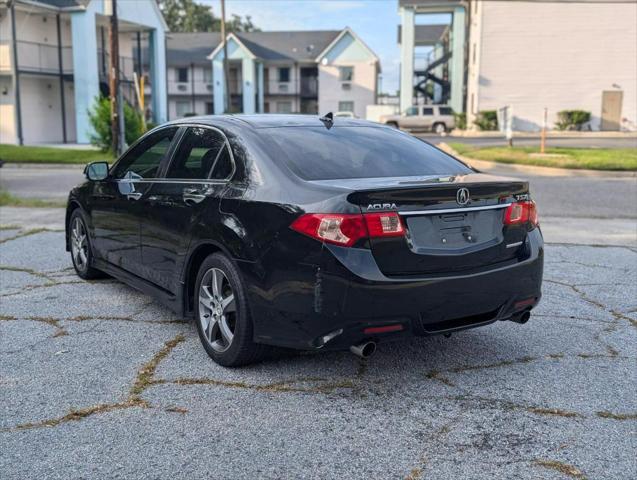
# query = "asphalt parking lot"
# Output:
<box><xmin>1</xmin><ymin>145</ymin><xmax>637</xmax><ymax>478</ymax></box>
<box><xmin>1</xmin><ymin>222</ymin><xmax>636</xmax><ymax>478</ymax></box>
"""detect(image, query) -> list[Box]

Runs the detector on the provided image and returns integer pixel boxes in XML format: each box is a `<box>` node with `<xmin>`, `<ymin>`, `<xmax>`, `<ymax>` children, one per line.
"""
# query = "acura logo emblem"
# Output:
<box><xmin>456</xmin><ymin>188</ymin><xmax>470</xmax><ymax>206</ymax></box>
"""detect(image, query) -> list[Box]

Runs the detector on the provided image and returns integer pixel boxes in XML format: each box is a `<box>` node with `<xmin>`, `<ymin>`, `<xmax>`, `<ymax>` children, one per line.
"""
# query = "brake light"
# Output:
<box><xmin>363</xmin><ymin>212</ymin><xmax>405</xmax><ymax>237</ymax></box>
<box><xmin>290</xmin><ymin>212</ymin><xmax>404</xmax><ymax>247</ymax></box>
<box><xmin>504</xmin><ymin>201</ymin><xmax>539</xmax><ymax>227</ymax></box>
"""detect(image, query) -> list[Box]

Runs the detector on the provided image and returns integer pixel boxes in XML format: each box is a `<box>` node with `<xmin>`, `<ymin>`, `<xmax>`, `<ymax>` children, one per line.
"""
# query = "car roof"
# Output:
<box><xmin>165</xmin><ymin>114</ymin><xmax>382</xmax><ymax>130</ymax></box>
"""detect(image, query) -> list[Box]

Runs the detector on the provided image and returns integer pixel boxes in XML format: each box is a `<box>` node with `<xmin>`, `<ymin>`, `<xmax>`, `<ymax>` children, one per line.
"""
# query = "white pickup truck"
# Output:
<box><xmin>380</xmin><ymin>105</ymin><xmax>455</xmax><ymax>134</ymax></box>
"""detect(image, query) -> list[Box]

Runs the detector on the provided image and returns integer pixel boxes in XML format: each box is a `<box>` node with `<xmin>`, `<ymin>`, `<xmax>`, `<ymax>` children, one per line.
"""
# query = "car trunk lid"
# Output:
<box><xmin>328</xmin><ymin>174</ymin><xmax>531</xmax><ymax>276</ymax></box>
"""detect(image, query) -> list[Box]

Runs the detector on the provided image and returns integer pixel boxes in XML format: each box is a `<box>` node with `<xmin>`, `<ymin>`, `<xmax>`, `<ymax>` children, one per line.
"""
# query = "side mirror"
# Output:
<box><xmin>85</xmin><ymin>161</ymin><xmax>109</xmax><ymax>181</ymax></box>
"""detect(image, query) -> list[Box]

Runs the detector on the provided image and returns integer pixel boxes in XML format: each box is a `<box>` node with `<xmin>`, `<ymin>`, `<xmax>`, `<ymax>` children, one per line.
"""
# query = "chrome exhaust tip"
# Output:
<box><xmin>350</xmin><ymin>341</ymin><xmax>377</xmax><ymax>359</ymax></box>
<box><xmin>510</xmin><ymin>311</ymin><xmax>531</xmax><ymax>324</ymax></box>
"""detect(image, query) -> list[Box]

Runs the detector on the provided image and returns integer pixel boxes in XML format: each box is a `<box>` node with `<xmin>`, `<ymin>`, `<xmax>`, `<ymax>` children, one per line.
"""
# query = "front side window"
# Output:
<box><xmin>165</xmin><ymin>127</ymin><xmax>232</xmax><ymax>180</ymax></box>
<box><xmin>405</xmin><ymin>106</ymin><xmax>418</xmax><ymax>116</ymax></box>
<box><xmin>339</xmin><ymin>66</ymin><xmax>353</xmax><ymax>82</ymax></box>
<box><xmin>111</xmin><ymin>127</ymin><xmax>178</xmax><ymax>179</ymax></box>
<box><xmin>177</xmin><ymin>67</ymin><xmax>188</xmax><ymax>83</ymax></box>
<box><xmin>278</xmin><ymin>67</ymin><xmax>290</xmax><ymax>83</ymax></box>
<box><xmin>338</xmin><ymin>101</ymin><xmax>354</xmax><ymax>113</ymax></box>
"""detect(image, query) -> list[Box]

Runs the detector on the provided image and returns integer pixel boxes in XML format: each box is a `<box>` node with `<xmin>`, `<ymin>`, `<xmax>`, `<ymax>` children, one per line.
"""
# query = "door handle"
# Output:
<box><xmin>183</xmin><ymin>188</ymin><xmax>206</xmax><ymax>205</ymax></box>
<box><xmin>126</xmin><ymin>192</ymin><xmax>143</xmax><ymax>201</ymax></box>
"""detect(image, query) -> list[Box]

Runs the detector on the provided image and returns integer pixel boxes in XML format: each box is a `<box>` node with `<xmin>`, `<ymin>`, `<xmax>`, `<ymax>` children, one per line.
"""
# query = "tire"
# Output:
<box><xmin>433</xmin><ymin>122</ymin><xmax>447</xmax><ymax>134</ymax></box>
<box><xmin>386</xmin><ymin>121</ymin><xmax>399</xmax><ymax>129</ymax></box>
<box><xmin>194</xmin><ymin>253</ymin><xmax>267</xmax><ymax>367</ymax></box>
<box><xmin>69</xmin><ymin>209</ymin><xmax>104</xmax><ymax>280</ymax></box>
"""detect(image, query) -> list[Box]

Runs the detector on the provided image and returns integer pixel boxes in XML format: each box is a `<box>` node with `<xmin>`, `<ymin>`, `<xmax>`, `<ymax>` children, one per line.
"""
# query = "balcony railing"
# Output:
<box><xmin>97</xmin><ymin>49</ymin><xmax>137</xmax><ymax>82</ymax></box>
<box><xmin>4</xmin><ymin>40</ymin><xmax>73</xmax><ymax>74</ymax></box>
<box><xmin>264</xmin><ymin>78</ymin><xmax>318</xmax><ymax>97</ymax></box>
<box><xmin>265</xmin><ymin>81</ymin><xmax>295</xmax><ymax>95</ymax></box>
<box><xmin>168</xmin><ymin>80</ymin><xmax>213</xmax><ymax>95</ymax></box>
<box><xmin>0</xmin><ymin>42</ymin><xmax>10</xmax><ymax>71</ymax></box>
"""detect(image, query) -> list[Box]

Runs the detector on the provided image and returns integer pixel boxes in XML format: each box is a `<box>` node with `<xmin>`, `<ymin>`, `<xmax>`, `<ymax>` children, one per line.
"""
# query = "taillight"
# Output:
<box><xmin>504</xmin><ymin>201</ymin><xmax>539</xmax><ymax>227</ymax></box>
<box><xmin>290</xmin><ymin>212</ymin><xmax>404</xmax><ymax>247</ymax></box>
<box><xmin>363</xmin><ymin>212</ymin><xmax>405</xmax><ymax>237</ymax></box>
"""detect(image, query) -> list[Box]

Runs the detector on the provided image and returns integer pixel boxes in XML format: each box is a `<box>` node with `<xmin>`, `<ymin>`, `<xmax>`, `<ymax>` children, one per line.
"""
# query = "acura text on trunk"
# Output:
<box><xmin>66</xmin><ymin>115</ymin><xmax>543</xmax><ymax>366</ymax></box>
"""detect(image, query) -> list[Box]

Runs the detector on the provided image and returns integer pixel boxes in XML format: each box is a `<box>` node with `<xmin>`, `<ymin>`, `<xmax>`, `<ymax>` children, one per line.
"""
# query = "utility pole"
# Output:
<box><xmin>221</xmin><ymin>0</ymin><xmax>230</xmax><ymax>113</ymax></box>
<box><xmin>108</xmin><ymin>0</ymin><xmax>121</xmax><ymax>154</ymax></box>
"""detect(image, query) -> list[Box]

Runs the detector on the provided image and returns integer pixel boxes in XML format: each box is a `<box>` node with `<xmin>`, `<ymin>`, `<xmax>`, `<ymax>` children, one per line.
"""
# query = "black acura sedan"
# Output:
<box><xmin>66</xmin><ymin>115</ymin><xmax>543</xmax><ymax>366</ymax></box>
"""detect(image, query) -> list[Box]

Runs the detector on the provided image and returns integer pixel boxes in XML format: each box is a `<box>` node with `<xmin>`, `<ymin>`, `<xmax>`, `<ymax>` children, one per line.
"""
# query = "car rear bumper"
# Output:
<box><xmin>238</xmin><ymin>228</ymin><xmax>544</xmax><ymax>350</ymax></box>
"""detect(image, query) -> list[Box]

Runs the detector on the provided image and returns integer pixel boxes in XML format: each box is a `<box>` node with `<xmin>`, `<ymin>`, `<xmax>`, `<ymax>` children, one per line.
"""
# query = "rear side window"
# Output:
<box><xmin>264</xmin><ymin>126</ymin><xmax>471</xmax><ymax>181</ymax></box>
<box><xmin>166</xmin><ymin>127</ymin><xmax>233</xmax><ymax>180</ymax></box>
<box><xmin>439</xmin><ymin>107</ymin><xmax>454</xmax><ymax>115</ymax></box>
<box><xmin>422</xmin><ymin>107</ymin><xmax>434</xmax><ymax>115</ymax></box>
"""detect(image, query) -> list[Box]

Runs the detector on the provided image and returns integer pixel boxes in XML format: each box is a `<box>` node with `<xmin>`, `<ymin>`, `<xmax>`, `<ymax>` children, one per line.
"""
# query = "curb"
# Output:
<box><xmin>1</xmin><ymin>163</ymin><xmax>87</xmax><ymax>170</ymax></box>
<box><xmin>450</xmin><ymin>131</ymin><xmax>637</xmax><ymax>139</ymax></box>
<box><xmin>439</xmin><ymin>143</ymin><xmax>637</xmax><ymax>178</ymax></box>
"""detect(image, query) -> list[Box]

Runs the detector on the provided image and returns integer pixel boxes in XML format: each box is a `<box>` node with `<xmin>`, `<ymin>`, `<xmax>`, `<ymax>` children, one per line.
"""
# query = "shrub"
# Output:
<box><xmin>88</xmin><ymin>96</ymin><xmax>144</xmax><ymax>152</ymax></box>
<box><xmin>555</xmin><ymin>110</ymin><xmax>591</xmax><ymax>131</ymax></box>
<box><xmin>454</xmin><ymin>112</ymin><xmax>467</xmax><ymax>130</ymax></box>
<box><xmin>473</xmin><ymin>110</ymin><xmax>498</xmax><ymax>131</ymax></box>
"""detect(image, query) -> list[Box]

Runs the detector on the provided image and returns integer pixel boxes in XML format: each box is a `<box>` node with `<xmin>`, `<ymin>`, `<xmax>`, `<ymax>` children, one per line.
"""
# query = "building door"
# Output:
<box><xmin>601</xmin><ymin>91</ymin><xmax>623</xmax><ymax>131</ymax></box>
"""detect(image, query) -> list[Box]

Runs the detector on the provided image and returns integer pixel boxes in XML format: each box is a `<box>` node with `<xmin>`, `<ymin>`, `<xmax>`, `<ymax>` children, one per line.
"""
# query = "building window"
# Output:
<box><xmin>338</xmin><ymin>101</ymin><xmax>354</xmax><ymax>113</ymax></box>
<box><xmin>176</xmin><ymin>100</ymin><xmax>191</xmax><ymax>118</ymax></box>
<box><xmin>203</xmin><ymin>68</ymin><xmax>212</xmax><ymax>84</ymax></box>
<box><xmin>339</xmin><ymin>66</ymin><xmax>353</xmax><ymax>82</ymax></box>
<box><xmin>176</xmin><ymin>67</ymin><xmax>188</xmax><ymax>83</ymax></box>
<box><xmin>206</xmin><ymin>102</ymin><xmax>214</xmax><ymax>114</ymax></box>
<box><xmin>276</xmin><ymin>101</ymin><xmax>292</xmax><ymax>113</ymax></box>
<box><xmin>278</xmin><ymin>67</ymin><xmax>290</xmax><ymax>83</ymax></box>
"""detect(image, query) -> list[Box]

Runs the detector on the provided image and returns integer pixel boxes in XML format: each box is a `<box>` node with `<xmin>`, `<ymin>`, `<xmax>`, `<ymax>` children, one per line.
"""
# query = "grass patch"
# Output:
<box><xmin>0</xmin><ymin>143</ymin><xmax>110</xmax><ymax>165</ymax></box>
<box><xmin>448</xmin><ymin>143</ymin><xmax>637</xmax><ymax>171</ymax></box>
<box><xmin>0</xmin><ymin>189</ymin><xmax>66</xmax><ymax>208</ymax></box>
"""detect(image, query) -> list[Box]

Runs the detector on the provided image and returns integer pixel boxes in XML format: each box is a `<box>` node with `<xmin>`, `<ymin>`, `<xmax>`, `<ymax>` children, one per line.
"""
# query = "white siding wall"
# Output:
<box><xmin>467</xmin><ymin>1</ymin><xmax>637</xmax><ymax>131</ymax></box>
<box><xmin>318</xmin><ymin>61</ymin><xmax>376</xmax><ymax>119</ymax></box>
<box><xmin>0</xmin><ymin>77</ymin><xmax>16</xmax><ymax>144</ymax></box>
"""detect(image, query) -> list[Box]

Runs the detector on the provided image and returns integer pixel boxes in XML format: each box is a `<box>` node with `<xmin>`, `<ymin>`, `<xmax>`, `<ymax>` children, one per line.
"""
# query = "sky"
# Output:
<box><xmin>203</xmin><ymin>0</ymin><xmax>450</xmax><ymax>95</ymax></box>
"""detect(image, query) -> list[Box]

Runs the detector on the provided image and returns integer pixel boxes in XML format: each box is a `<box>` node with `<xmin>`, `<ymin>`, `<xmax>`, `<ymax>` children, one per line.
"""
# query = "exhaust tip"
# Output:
<box><xmin>511</xmin><ymin>311</ymin><xmax>531</xmax><ymax>324</ymax></box>
<box><xmin>350</xmin><ymin>341</ymin><xmax>377</xmax><ymax>359</ymax></box>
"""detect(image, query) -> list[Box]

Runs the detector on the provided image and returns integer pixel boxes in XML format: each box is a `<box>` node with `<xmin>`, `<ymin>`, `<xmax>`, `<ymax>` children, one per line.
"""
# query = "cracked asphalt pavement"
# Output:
<box><xmin>1</xmin><ymin>225</ymin><xmax>636</xmax><ymax>479</ymax></box>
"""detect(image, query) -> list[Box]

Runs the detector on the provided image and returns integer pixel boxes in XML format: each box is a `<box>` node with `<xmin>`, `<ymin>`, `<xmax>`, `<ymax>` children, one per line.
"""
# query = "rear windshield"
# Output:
<box><xmin>264</xmin><ymin>126</ymin><xmax>471</xmax><ymax>180</ymax></box>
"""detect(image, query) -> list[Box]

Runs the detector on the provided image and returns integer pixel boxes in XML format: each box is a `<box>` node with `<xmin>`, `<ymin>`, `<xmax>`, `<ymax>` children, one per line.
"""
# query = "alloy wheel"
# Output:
<box><xmin>71</xmin><ymin>217</ymin><xmax>89</xmax><ymax>272</ymax></box>
<box><xmin>199</xmin><ymin>268</ymin><xmax>237</xmax><ymax>353</ymax></box>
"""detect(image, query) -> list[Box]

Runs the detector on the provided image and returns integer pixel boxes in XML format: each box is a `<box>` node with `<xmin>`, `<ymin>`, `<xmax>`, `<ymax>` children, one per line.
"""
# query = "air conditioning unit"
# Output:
<box><xmin>278</xmin><ymin>83</ymin><xmax>289</xmax><ymax>93</ymax></box>
<box><xmin>341</xmin><ymin>82</ymin><xmax>351</xmax><ymax>90</ymax></box>
<box><xmin>177</xmin><ymin>84</ymin><xmax>187</xmax><ymax>92</ymax></box>
<box><xmin>206</xmin><ymin>84</ymin><xmax>213</xmax><ymax>91</ymax></box>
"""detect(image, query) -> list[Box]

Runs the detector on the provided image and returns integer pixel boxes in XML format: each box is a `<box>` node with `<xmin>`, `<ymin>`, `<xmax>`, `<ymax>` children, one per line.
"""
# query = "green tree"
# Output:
<box><xmin>88</xmin><ymin>97</ymin><xmax>144</xmax><ymax>153</ymax></box>
<box><xmin>158</xmin><ymin>0</ymin><xmax>259</xmax><ymax>33</ymax></box>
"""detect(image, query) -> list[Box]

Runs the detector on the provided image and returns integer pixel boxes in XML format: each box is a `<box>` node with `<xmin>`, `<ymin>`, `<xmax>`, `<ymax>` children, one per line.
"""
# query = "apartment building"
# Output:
<box><xmin>0</xmin><ymin>0</ymin><xmax>167</xmax><ymax>145</ymax></box>
<box><xmin>160</xmin><ymin>28</ymin><xmax>380</xmax><ymax>120</ymax></box>
<box><xmin>398</xmin><ymin>0</ymin><xmax>637</xmax><ymax>131</ymax></box>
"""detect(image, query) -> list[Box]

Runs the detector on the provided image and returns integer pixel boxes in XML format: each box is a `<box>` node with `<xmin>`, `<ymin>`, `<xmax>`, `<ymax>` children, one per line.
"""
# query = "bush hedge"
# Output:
<box><xmin>555</xmin><ymin>110</ymin><xmax>591</xmax><ymax>131</ymax></box>
<box><xmin>473</xmin><ymin>110</ymin><xmax>498</xmax><ymax>131</ymax></box>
